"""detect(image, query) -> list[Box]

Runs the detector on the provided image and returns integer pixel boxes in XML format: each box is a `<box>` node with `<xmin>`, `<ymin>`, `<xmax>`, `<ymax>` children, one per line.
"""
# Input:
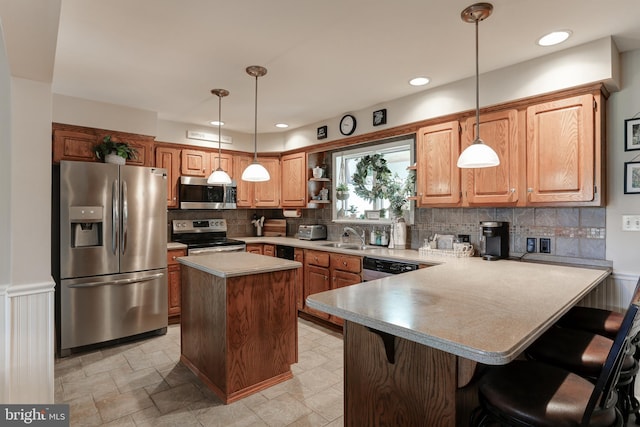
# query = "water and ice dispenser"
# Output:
<box><xmin>69</xmin><ymin>206</ymin><xmax>103</xmax><ymax>247</ymax></box>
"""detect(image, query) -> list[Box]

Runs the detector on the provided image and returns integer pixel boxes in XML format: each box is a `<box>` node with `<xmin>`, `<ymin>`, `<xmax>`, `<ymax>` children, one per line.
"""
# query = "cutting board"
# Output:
<box><xmin>263</xmin><ymin>219</ymin><xmax>287</xmax><ymax>236</ymax></box>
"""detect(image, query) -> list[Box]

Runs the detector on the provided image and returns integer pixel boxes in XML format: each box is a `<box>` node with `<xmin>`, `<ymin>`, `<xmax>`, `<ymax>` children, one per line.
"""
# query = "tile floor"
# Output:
<box><xmin>55</xmin><ymin>319</ymin><xmax>640</xmax><ymax>427</ymax></box>
<box><xmin>55</xmin><ymin>319</ymin><xmax>344</xmax><ymax>426</ymax></box>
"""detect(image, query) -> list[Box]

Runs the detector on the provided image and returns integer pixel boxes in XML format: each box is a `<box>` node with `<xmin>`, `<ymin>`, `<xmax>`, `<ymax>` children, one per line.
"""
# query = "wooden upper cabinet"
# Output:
<box><xmin>155</xmin><ymin>146</ymin><xmax>181</xmax><ymax>208</ymax></box>
<box><xmin>526</xmin><ymin>94</ymin><xmax>597</xmax><ymax>205</ymax></box>
<box><xmin>416</xmin><ymin>121</ymin><xmax>461</xmax><ymax>206</ymax></box>
<box><xmin>52</xmin><ymin>130</ymin><xmax>99</xmax><ymax>163</ymax></box>
<box><xmin>234</xmin><ymin>155</ymin><xmax>281</xmax><ymax>207</ymax></box>
<box><xmin>52</xmin><ymin>125</ymin><xmax>154</xmax><ymax>166</ymax></box>
<box><xmin>211</xmin><ymin>152</ymin><xmax>234</xmax><ymax>179</ymax></box>
<box><xmin>462</xmin><ymin>109</ymin><xmax>520</xmax><ymax>206</ymax></box>
<box><xmin>255</xmin><ymin>157</ymin><xmax>281</xmax><ymax>207</ymax></box>
<box><xmin>181</xmin><ymin>149</ymin><xmax>210</xmax><ymax>177</ymax></box>
<box><xmin>281</xmin><ymin>152</ymin><xmax>307</xmax><ymax>207</ymax></box>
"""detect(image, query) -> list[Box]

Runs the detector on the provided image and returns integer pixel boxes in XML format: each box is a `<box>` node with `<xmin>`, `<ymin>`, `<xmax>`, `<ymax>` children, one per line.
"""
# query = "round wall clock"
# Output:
<box><xmin>339</xmin><ymin>114</ymin><xmax>357</xmax><ymax>136</ymax></box>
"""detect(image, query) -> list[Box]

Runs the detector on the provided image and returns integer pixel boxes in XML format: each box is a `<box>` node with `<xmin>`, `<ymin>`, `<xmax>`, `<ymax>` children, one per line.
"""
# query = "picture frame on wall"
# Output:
<box><xmin>625</xmin><ymin>118</ymin><xmax>640</xmax><ymax>151</ymax></box>
<box><xmin>317</xmin><ymin>125</ymin><xmax>327</xmax><ymax>140</ymax></box>
<box><xmin>624</xmin><ymin>161</ymin><xmax>640</xmax><ymax>194</ymax></box>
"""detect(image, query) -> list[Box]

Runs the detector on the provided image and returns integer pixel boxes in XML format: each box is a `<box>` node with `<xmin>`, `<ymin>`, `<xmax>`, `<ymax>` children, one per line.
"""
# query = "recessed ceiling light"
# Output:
<box><xmin>409</xmin><ymin>76</ymin><xmax>430</xmax><ymax>86</ymax></box>
<box><xmin>537</xmin><ymin>30</ymin><xmax>572</xmax><ymax>47</ymax></box>
<box><xmin>275</xmin><ymin>123</ymin><xmax>289</xmax><ymax>128</ymax></box>
<box><xmin>210</xmin><ymin>120</ymin><xmax>224</xmax><ymax>126</ymax></box>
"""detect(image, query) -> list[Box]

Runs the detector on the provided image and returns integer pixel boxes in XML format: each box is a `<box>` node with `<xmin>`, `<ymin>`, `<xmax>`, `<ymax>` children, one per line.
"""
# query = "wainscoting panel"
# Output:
<box><xmin>576</xmin><ymin>273</ymin><xmax>639</xmax><ymax>313</ymax></box>
<box><xmin>6</xmin><ymin>281</ymin><xmax>55</xmax><ymax>403</ymax></box>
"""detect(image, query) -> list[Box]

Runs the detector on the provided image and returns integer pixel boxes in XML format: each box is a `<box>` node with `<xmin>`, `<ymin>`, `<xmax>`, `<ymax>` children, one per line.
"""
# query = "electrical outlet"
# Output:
<box><xmin>540</xmin><ymin>238</ymin><xmax>551</xmax><ymax>254</ymax></box>
<box><xmin>526</xmin><ymin>238</ymin><xmax>536</xmax><ymax>253</ymax></box>
<box><xmin>622</xmin><ymin>215</ymin><xmax>640</xmax><ymax>231</ymax></box>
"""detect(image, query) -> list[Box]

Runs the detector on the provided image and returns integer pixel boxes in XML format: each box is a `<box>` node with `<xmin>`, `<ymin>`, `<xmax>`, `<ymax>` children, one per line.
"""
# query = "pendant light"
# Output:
<box><xmin>457</xmin><ymin>3</ymin><xmax>500</xmax><ymax>169</ymax></box>
<box><xmin>241</xmin><ymin>65</ymin><xmax>271</xmax><ymax>182</ymax></box>
<box><xmin>207</xmin><ymin>88</ymin><xmax>233</xmax><ymax>184</ymax></box>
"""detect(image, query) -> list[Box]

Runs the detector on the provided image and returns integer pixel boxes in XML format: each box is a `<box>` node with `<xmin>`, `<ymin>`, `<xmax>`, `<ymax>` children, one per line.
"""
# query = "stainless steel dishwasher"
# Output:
<box><xmin>362</xmin><ymin>257</ymin><xmax>419</xmax><ymax>281</ymax></box>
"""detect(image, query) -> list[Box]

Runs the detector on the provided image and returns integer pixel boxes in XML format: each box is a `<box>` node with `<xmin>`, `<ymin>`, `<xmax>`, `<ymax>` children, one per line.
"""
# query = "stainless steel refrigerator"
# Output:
<box><xmin>54</xmin><ymin>160</ymin><xmax>168</xmax><ymax>356</ymax></box>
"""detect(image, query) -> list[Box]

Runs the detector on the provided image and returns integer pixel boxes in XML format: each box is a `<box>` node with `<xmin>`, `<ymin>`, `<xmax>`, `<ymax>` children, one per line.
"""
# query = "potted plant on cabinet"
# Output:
<box><xmin>94</xmin><ymin>135</ymin><xmax>137</xmax><ymax>165</ymax></box>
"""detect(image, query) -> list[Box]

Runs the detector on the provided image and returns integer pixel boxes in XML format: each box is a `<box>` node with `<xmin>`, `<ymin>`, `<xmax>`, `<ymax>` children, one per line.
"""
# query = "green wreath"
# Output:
<box><xmin>351</xmin><ymin>154</ymin><xmax>392</xmax><ymax>202</ymax></box>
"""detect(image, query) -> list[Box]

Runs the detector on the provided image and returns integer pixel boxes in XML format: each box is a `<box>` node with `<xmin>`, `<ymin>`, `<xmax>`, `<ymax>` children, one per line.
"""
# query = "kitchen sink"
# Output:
<box><xmin>319</xmin><ymin>242</ymin><xmax>378</xmax><ymax>250</ymax></box>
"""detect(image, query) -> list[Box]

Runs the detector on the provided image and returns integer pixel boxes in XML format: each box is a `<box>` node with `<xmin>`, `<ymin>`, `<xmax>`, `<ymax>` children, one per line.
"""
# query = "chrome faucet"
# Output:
<box><xmin>343</xmin><ymin>226</ymin><xmax>366</xmax><ymax>246</ymax></box>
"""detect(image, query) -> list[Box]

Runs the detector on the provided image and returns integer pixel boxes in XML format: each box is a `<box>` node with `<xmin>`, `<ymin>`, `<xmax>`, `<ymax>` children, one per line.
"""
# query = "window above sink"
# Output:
<box><xmin>332</xmin><ymin>136</ymin><xmax>415</xmax><ymax>225</ymax></box>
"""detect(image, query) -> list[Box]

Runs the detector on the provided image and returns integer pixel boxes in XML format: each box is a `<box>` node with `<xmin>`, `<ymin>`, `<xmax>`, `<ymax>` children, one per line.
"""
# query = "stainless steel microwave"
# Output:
<box><xmin>179</xmin><ymin>176</ymin><xmax>237</xmax><ymax>209</ymax></box>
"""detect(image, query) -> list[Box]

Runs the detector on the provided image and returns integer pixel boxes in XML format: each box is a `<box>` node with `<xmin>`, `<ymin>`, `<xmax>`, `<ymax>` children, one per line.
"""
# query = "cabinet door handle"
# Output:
<box><xmin>172</xmin><ymin>256</ymin><xmax>177</xmax><ymax>260</ymax></box>
<box><xmin>343</xmin><ymin>261</ymin><xmax>348</xmax><ymax>266</ymax></box>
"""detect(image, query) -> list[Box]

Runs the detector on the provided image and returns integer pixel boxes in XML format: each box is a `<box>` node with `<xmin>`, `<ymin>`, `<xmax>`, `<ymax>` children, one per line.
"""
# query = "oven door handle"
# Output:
<box><xmin>189</xmin><ymin>246</ymin><xmax>245</xmax><ymax>255</ymax></box>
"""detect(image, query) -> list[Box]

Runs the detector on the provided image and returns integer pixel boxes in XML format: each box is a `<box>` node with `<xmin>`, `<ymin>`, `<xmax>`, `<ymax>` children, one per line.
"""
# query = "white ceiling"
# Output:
<box><xmin>49</xmin><ymin>0</ymin><xmax>640</xmax><ymax>135</ymax></box>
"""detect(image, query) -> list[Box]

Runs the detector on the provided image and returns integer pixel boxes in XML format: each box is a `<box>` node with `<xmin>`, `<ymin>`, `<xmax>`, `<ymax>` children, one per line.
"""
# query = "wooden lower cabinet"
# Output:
<box><xmin>329</xmin><ymin>253</ymin><xmax>362</xmax><ymax>326</ymax></box>
<box><xmin>246</xmin><ymin>243</ymin><xmax>263</xmax><ymax>255</ymax></box>
<box><xmin>304</xmin><ymin>264</ymin><xmax>331</xmax><ymax>320</ymax></box>
<box><xmin>294</xmin><ymin>248</ymin><xmax>304</xmax><ymax>310</ymax></box>
<box><xmin>302</xmin><ymin>249</ymin><xmax>362</xmax><ymax>326</ymax></box>
<box><xmin>167</xmin><ymin>248</ymin><xmax>187</xmax><ymax>323</ymax></box>
<box><xmin>263</xmin><ymin>244</ymin><xmax>276</xmax><ymax>257</ymax></box>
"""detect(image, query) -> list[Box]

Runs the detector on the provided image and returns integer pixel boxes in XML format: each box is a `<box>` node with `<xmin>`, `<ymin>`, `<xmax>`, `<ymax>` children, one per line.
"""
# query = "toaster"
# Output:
<box><xmin>298</xmin><ymin>224</ymin><xmax>327</xmax><ymax>240</ymax></box>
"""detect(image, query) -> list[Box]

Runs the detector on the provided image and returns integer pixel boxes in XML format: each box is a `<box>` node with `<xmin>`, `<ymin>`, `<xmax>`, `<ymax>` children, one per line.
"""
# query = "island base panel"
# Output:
<box><xmin>180</xmin><ymin>354</ymin><xmax>293</xmax><ymax>404</ymax></box>
<box><xmin>181</xmin><ymin>265</ymin><xmax>297</xmax><ymax>404</ymax></box>
<box><xmin>345</xmin><ymin>321</ymin><xmax>479</xmax><ymax>427</ymax></box>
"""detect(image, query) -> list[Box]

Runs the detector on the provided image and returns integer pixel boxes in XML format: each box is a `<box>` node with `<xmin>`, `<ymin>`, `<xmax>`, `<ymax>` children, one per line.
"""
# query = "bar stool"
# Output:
<box><xmin>470</xmin><ymin>303</ymin><xmax>640</xmax><ymax>427</ymax></box>
<box><xmin>558</xmin><ymin>278</ymin><xmax>640</xmax><ymax>339</ymax></box>
<box><xmin>554</xmin><ymin>277</ymin><xmax>640</xmax><ymax>423</ymax></box>
<box><xmin>525</xmin><ymin>324</ymin><xmax>638</xmax><ymax>423</ymax></box>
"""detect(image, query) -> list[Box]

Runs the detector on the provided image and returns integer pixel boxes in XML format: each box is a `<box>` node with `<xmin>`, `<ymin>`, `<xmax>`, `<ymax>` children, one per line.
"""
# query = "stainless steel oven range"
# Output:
<box><xmin>172</xmin><ymin>218</ymin><xmax>246</xmax><ymax>255</ymax></box>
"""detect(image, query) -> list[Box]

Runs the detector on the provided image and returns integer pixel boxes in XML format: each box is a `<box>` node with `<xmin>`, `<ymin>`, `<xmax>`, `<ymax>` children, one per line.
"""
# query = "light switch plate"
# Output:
<box><xmin>622</xmin><ymin>215</ymin><xmax>640</xmax><ymax>231</ymax></box>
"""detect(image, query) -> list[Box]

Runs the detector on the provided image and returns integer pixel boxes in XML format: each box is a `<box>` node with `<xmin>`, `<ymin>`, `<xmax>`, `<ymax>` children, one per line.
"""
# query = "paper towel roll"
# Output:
<box><xmin>283</xmin><ymin>209</ymin><xmax>302</xmax><ymax>218</ymax></box>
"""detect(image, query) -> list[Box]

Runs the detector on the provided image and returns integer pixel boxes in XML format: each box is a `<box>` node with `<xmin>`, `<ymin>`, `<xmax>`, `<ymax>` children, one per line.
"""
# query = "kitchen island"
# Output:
<box><xmin>306</xmin><ymin>257</ymin><xmax>610</xmax><ymax>426</ymax></box>
<box><xmin>178</xmin><ymin>252</ymin><xmax>301</xmax><ymax>404</ymax></box>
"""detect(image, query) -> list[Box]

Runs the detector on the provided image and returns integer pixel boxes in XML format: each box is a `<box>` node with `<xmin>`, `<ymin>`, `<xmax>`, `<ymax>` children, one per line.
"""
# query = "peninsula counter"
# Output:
<box><xmin>306</xmin><ymin>257</ymin><xmax>610</xmax><ymax>426</ymax></box>
<box><xmin>178</xmin><ymin>252</ymin><xmax>301</xmax><ymax>404</ymax></box>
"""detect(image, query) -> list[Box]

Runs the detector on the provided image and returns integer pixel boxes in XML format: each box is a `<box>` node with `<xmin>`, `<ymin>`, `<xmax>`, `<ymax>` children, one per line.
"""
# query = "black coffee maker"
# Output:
<box><xmin>479</xmin><ymin>221</ymin><xmax>509</xmax><ymax>261</ymax></box>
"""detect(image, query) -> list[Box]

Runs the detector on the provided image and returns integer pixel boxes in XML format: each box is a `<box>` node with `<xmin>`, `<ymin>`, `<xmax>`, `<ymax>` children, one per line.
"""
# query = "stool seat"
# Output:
<box><xmin>526</xmin><ymin>326</ymin><xmax>636</xmax><ymax>379</ymax></box>
<box><xmin>559</xmin><ymin>306</ymin><xmax>624</xmax><ymax>339</ymax></box>
<box><xmin>478</xmin><ymin>360</ymin><xmax>618</xmax><ymax>427</ymax></box>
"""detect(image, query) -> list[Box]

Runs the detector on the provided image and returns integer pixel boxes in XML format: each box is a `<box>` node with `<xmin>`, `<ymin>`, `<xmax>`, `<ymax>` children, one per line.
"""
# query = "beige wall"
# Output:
<box><xmin>606</xmin><ymin>48</ymin><xmax>640</xmax><ymax>276</ymax></box>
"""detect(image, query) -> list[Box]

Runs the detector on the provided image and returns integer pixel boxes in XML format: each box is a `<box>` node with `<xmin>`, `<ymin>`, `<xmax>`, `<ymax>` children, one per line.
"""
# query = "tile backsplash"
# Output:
<box><xmin>168</xmin><ymin>206</ymin><xmax>606</xmax><ymax>261</ymax></box>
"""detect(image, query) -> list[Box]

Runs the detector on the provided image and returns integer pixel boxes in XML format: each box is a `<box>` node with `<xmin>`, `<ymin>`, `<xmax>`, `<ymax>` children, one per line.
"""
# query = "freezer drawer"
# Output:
<box><xmin>59</xmin><ymin>269</ymin><xmax>168</xmax><ymax>354</ymax></box>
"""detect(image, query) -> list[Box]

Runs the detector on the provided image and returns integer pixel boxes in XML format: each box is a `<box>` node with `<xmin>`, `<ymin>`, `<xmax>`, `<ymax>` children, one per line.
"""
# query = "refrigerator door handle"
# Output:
<box><xmin>112</xmin><ymin>178</ymin><xmax>119</xmax><ymax>254</ymax></box>
<box><xmin>122</xmin><ymin>180</ymin><xmax>128</xmax><ymax>255</ymax></box>
<box><xmin>67</xmin><ymin>272</ymin><xmax>165</xmax><ymax>289</ymax></box>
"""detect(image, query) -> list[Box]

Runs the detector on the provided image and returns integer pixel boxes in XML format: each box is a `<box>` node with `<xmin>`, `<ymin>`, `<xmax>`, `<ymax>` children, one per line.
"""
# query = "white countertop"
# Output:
<box><xmin>177</xmin><ymin>252</ymin><xmax>301</xmax><ymax>278</ymax></box>
<box><xmin>240</xmin><ymin>236</ymin><xmax>445</xmax><ymax>265</ymax></box>
<box><xmin>306</xmin><ymin>256</ymin><xmax>610</xmax><ymax>365</ymax></box>
<box><xmin>167</xmin><ymin>241</ymin><xmax>188</xmax><ymax>250</ymax></box>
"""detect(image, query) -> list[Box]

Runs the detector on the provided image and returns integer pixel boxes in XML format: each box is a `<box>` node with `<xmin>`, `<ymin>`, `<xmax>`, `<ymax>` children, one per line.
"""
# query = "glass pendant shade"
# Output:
<box><xmin>457</xmin><ymin>138</ymin><xmax>500</xmax><ymax>168</ymax></box>
<box><xmin>207</xmin><ymin>88</ymin><xmax>233</xmax><ymax>184</ymax></box>
<box><xmin>242</xmin><ymin>65</ymin><xmax>270</xmax><ymax>182</ymax></box>
<box><xmin>241</xmin><ymin>160</ymin><xmax>270</xmax><ymax>182</ymax></box>
<box><xmin>457</xmin><ymin>3</ymin><xmax>499</xmax><ymax>169</ymax></box>
<box><xmin>208</xmin><ymin>168</ymin><xmax>232</xmax><ymax>184</ymax></box>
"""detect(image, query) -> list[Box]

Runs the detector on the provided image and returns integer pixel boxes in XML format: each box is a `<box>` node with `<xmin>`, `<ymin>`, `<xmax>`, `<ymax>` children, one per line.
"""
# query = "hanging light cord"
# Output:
<box><xmin>474</xmin><ymin>16</ymin><xmax>481</xmax><ymax>144</ymax></box>
<box><xmin>217</xmin><ymin>94</ymin><xmax>223</xmax><ymax>165</ymax></box>
<box><xmin>253</xmin><ymin>74</ymin><xmax>259</xmax><ymax>162</ymax></box>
